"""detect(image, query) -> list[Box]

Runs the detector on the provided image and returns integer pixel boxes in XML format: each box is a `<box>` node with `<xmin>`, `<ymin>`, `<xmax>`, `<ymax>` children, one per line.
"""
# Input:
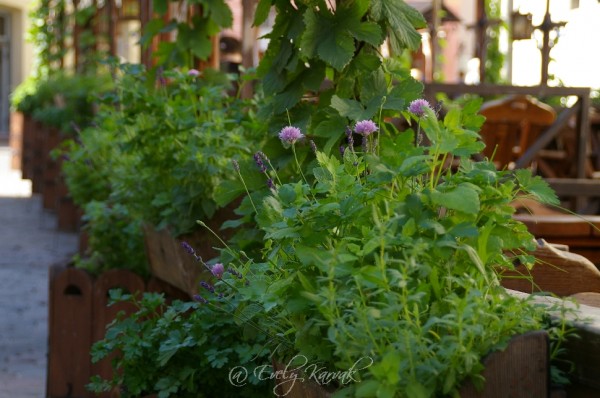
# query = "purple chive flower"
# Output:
<box><xmin>278</xmin><ymin>126</ymin><xmax>305</xmax><ymax>145</ymax></box>
<box><xmin>354</xmin><ymin>120</ymin><xmax>378</xmax><ymax>136</ymax></box>
<box><xmin>188</xmin><ymin>69</ymin><xmax>200</xmax><ymax>77</ymax></box>
<box><xmin>200</xmin><ymin>281</ymin><xmax>215</xmax><ymax>293</ymax></box>
<box><xmin>310</xmin><ymin>140</ymin><xmax>317</xmax><ymax>153</ymax></box>
<box><xmin>254</xmin><ymin>152</ymin><xmax>268</xmax><ymax>174</ymax></box>
<box><xmin>232</xmin><ymin>159</ymin><xmax>240</xmax><ymax>172</ymax></box>
<box><xmin>193</xmin><ymin>295</ymin><xmax>208</xmax><ymax>304</ymax></box>
<box><xmin>211</xmin><ymin>263</ymin><xmax>225</xmax><ymax>279</ymax></box>
<box><xmin>408</xmin><ymin>99</ymin><xmax>432</xmax><ymax>117</ymax></box>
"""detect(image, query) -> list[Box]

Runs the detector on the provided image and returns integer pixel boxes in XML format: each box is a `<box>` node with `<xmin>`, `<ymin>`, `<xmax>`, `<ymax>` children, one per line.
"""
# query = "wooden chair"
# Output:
<box><xmin>479</xmin><ymin>95</ymin><xmax>557</xmax><ymax>171</ymax></box>
<box><xmin>500</xmin><ymin>239</ymin><xmax>600</xmax><ymax>297</ymax></box>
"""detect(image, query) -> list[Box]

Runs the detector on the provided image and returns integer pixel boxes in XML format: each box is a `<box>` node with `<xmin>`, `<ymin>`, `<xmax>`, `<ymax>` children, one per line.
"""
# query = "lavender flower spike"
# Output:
<box><xmin>181</xmin><ymin>241</ymin><xmax>196</xmax><ymax>256</ymax></box>
<box><xmin>354</xmin><ymin>120</ymin><xmax>378</xmax><ymax>136</ymax></box>
<box><xmin>211</xmin><ymin>263</ymin><xmax>225</xmax><ymax>279</ymax></box>
<box><xmin>253</xmin><ymin>152</ymin><xmax>268</xmax><ymax>174</ymax></box>
<box><xmin>200</xmin><ymin>281</ymin><xmax>215</xmax><ymax>293</ymax></box>
<box><xmin>193</xmin><ymin>295</ymin><xmax>208</xmax><ymax>304</ymax></box>
<box><xmin>408</xmin><ymin>99</ymin><xmax>432</xmax><ymax>117</ymax></box>
<box><xmin>232</xmin><ymin>159</ymin><xmax>240</xmax><ymax>172</ymax></box>
<box><xmin>278</xmin><ymin>126</ymin><xmax>305</xmax><ymax>145</ymax></box>
<box><xmin>228</xmin><ymin>268</ymin><xmax>243</xmax><ymax>279</ymax></box>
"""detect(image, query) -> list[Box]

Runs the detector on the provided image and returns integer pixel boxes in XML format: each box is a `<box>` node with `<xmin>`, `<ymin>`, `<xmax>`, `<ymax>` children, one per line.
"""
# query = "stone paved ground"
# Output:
<box><xmin>0</xmin><ymin>146</ymin><xmax>79</xmax><ymax>398</ymax></box>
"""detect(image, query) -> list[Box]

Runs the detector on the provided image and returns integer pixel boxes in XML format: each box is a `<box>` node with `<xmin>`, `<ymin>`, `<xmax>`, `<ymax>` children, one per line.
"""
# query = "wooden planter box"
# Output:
<box><xmin>47</xmin><ymin>264</ymin><xmax>187</xmax><ymax>398</ymax></box>
<box><xmin>143</xmin><ymin>204</ymin><xmax>238</xmax><ymax>297</ymax></box>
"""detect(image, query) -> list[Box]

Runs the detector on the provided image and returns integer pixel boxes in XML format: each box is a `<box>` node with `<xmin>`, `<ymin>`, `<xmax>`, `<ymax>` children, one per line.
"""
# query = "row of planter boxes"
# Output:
<box><xmin>9</xmin><ymin>111</ymin><xmax>81</xmax><ymax>231</ymax></box>
<box><xmin>10</xmin><ymin>111</ymin><xmax>600</xmax><ymax>396</ymax></box>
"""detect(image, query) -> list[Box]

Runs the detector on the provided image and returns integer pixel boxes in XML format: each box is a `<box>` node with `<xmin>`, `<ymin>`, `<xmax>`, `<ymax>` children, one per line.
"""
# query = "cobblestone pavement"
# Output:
<box><xmin>0</xmin><ymin>146</ymin><xmax>79</xmax><ymax>398</ymax></box>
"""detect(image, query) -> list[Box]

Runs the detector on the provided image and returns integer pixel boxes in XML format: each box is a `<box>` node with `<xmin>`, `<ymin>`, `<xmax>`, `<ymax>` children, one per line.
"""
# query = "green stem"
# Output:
<box><xmin>236</xmin><ymin>168</ymin><xmax>258</xmax><ymax>215</ymax></box>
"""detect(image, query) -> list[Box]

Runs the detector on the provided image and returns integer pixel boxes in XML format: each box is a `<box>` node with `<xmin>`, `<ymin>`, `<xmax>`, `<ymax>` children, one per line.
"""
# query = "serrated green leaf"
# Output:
<box><xmin>348</xmin><ymin>21</ymin><xmax>384</xmax><ymax>46</ymax></box>
<box><xmin>205</xmin><ymin>0</ymin><xmax>233</xmax><ymax>27</ymax></box>
<box><xmin>371</xmin><ymin>0</ymin><xmax>426</xmax><ymax>52</ymax></box>
<box><xmin>330</xmin><ymin>95</ymin><xmax>364</xmax><ymax>120</ymax></box>
<box><xmin>317</xmin><ymin>29</ymin><xmax>355</xmax><ymax>71</ymax></box>
<box><xmin>430</xmin><ymin>183</ymin><xmax>481</xmax><ymax>214</ymax></box>
<box><xmin>515</xmin><ymin>169</ymin><xmax>559</xmax><ymax>205</ymax></box>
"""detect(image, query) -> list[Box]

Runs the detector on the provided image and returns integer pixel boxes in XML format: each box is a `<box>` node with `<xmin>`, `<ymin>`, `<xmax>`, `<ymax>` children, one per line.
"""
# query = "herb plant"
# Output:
<box><xmin>196</xmin><ymin>100</ymin><xmax>569</xmax><ymax>396</ymax></box>
<box><xmin>88</xmin><ymin>291</ymin><xmax>272</xmax><ymax>398</ymax></box>
<box><xmin>60</xmin><ymin>64</ymin><xmax>265</xmax><ymax>274</ymax></box>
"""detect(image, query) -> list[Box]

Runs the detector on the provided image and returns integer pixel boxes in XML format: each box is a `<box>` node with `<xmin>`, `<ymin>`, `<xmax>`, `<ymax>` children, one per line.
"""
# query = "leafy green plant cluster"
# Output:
<box><xmin>255</xmin><ymin>0</ymin><xmax>426</xmax><ymax>153</ymax></box>
<box><xmin>11</xmin><ymin>72</ymin><xmax>112</xmax><ymax>134</ymax></box>
<box><xmin>88</xmin><ymin>291</ymin><xmax>272</xmax><ymax>398</ymax></box>
<box><xmin>141</xmin><ymin>0</ymin><xmax>234</xmax><ymax>68</ymax></box>
<box><xmin>192</xmin><ymin>100</ymin><xmax>571</xmax><ymax>396</ymax></box>
<box><xmin>60</xmin><ymin>64</ymin><xmax>265</xmax><ymax>274</ymax></box>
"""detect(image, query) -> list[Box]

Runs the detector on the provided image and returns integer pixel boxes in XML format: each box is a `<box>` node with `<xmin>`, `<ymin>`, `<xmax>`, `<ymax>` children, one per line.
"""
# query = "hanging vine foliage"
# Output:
<box><xmin>140</xmin><ymin>0</ymin><xmax>234</xmax><ymax>68</ymax></box>
<box><xmin>29</xmin><ymin>0</ymin><xmax>68</xmax><ymax>78</ymax></box>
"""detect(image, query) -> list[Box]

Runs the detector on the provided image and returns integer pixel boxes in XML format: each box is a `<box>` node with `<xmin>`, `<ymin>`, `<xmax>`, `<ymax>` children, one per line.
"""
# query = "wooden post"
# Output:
<box><xmin>47</xmin><ymin>266</ymin><xmax>94</xmax><ymax>398</ymax></box>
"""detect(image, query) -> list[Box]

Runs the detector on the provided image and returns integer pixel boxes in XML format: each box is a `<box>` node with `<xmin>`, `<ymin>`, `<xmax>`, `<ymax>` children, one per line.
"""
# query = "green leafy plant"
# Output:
<box><xmin>60</xmin><ymin>63</ymin><xmax>265</xmax><ymax>274</ymax></box>
<box><xmin>88</xmin><ymin>290</ymin><xmax>273</xmax><ymax>398</ymax></box>
<box><xmin>141</xmin><ymin>0</ymin><xmax>234</xmax><ymax>68</ymax></box>
<box><xmin>188</xmin><ymin>99</ymin><xmax>573</xmax><ymax>397</ymax></box>
<box><xmin>254</xmin><ymin>0</ymin><xmax>426</xmax><ymax>156</ymax></box>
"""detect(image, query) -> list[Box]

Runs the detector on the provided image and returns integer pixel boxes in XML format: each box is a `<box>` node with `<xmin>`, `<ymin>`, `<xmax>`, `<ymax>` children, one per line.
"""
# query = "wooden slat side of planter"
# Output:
<box><xmin>147</xmin><ymin>276</ymin><xmax>191</xmax><ymax>302</ymax></box>
<box><xmin>41</xmin><ymin>127</ymin><xmax>62</xmax><ymax>211</ymax></box>
<box><xmin>91</xmin><ymin>269</ymin><xmax>146</xmax><ymax>393</ymax></box>
<box><xmin>143</xmin><ymin>224</ymin><xmax>205</xmax><ymax>297</ymax></box>
<box><xmin>47</xmin><ymin>266</ymin><xmax>94</xmax><ymax>398</ymax></box>
<box><xmin>459</xmin><ymin>331</ymin><xmax>549</xmax><ymax>398</ymax></box>
<box><xmin>9</xmin><ymin>111</ymin><xmax>23</xmax><ymax>170</ymax></box>
<box><xmin>21</xmin><ymin>114</ymin><xmax>35</xmax><ymax>180</ymax></box>
<box><xmin>272</xmin><ymin>361</ymin><xmax>334</xmax><ymax>398</ymax></box>
<box><xmin>31</xmin><ymin>120</ymin><xmax>45</xmax><ymax>194</ymax></box>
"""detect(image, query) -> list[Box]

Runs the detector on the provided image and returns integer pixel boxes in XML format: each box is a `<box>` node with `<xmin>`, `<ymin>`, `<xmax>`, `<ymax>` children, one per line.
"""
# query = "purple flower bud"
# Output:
<box><xmin>227</xmin><ymin>268</ymin><xmax>243</xmax><ymax>279</ymax></box>
<box><xmin>340</xmin><ymin>145</ymin><xmax>346</xmax><ymax>157</ymax></box>
<box><xmin>267</xmin><ymin>178</ymin><xmax>275</xmax><ymax>190</ymax></box>
<box><xmin>278</xmin><ymin>126</ymin><xmax>305</xmax><ymax>145</ymax></box>
<box><xmin>211</xmin><ymin>263</ymin><xmax>225</xmax><ymax>279</ymax></box>
<box><xmin>232</xmin><ymin>159</ymin><xmax>240</xmax><ymax>172</ymax></box>
<box><xmin>193</xmin><ymin>295</ymin><xmax>208</xmax><ymax>304</ymax></box>
<box><xmin>408</xmin><ymin>99</ymin><xmax>432</xmax><ymax>117</ymax></box>
<box><xmin>354</xmin><ymin>120</ymin><xmax>378</xmax><ymax>136</ymax></box>
<box><xmin>200</xmin><ymin>281</ymin><xmax>215</xmax><ymax>293</ymax></box>
<box><xmin>254</xmin><ymin>152</ymin><xmax>267</xmax><ymax>174</ymax></box>
<box><xmin>188</xmin><ymin>69</ymin><xmax>200</xmax><ymax>77</ymax></box>
<box><xmin>181</xmin><ymin>241</ymin><xmax>196</xmax><ymax>256</ymax></box>
<box><xmin>345</xmin><ymin>126</ymin><xmax>354</xmax><ymax>148</ymax></box>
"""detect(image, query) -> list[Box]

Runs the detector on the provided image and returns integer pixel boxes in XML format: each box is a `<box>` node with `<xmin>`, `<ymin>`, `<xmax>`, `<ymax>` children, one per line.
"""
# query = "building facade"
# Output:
<box><xmin>0</xmin><ymin>0</ymin><xmax>34</xmax><ymax>141</ymax></box>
